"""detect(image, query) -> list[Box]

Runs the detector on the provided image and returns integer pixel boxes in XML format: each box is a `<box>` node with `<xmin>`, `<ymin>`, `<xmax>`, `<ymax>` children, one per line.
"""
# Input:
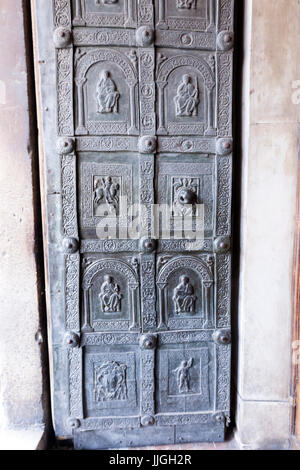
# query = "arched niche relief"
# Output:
<box><xmin>75</xmin><ymin>49</ymin><xmax>138</xmax><ymax>136</ymax></box>
<box><xmin>156</xmin><ymin>256</ymin><xmax>214</xmax><ymax>330</ymax></box>
<box><xmin>81</xmin><ymin>259</ymin><xmax>140</xmax><ymax>332</ymax></box>
<box><xmin>156</xmin><ymin>55</ymin><xmax>216</xmax><ymax>136</ymax></box>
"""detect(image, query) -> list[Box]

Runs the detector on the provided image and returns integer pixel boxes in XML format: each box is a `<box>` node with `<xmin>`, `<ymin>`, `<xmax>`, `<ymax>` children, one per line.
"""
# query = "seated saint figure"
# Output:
<box><xmin>99</xmin><ymin>275</ymin><xmax>122</xmax><ymax>313</ymax></box>
<box><xmin>173</xmin><ymin>276</ymin><xmax>197</xmax><ymax>314</ymax></box>
<box><xmin>96</xmin><ymin>71</ymin><xmax>120</xmax><ymax>114</ymax></box>
<box><xmin>174</xmin><ymin>74</ymin><xmax>199</xmax><ymax>117</ymax></box>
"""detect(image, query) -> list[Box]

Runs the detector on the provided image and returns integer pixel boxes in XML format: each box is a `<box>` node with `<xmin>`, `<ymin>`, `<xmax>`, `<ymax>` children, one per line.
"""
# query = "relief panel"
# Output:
<box><xmin>156</xmin><ymin>49</ymin><xmax>216</xmax><ymax>136</ymax></box>
<box><xmin>156</xmin><ymin>255</ymin><xmax>214</xmax><ymax>330</ymax></box>
<box><xmin>72</xmin><ymin>0</ymin><xmax>137</xmax><ymax>28</ymax></box>
<box><xmin>81</xmin><ymin>255</ymin><xmax>140</xmax><ymax>331</ymax></box>
<box><xmin>156</xmin><ymin>341</ymin><xmax>214</xmax><ymax>414</ymax></box>
<box><xmin>155</xmin><ymin>0</ymin><xmax>215</xmax><ymax>32</ymax></box>
<box><xmin>78</xmin><ymin>153</ymin><xmax>139</xmax><ymax>238</ymax></box>
<box><xmin>156</xmin><ymin>154</ymin><xmax>215</xmax><ymax>240</ymax></box>
<box><xmin>75</xmin><ymin>47</ymin><xmax>139</xmax><ymax>135</ymax></box>
<box><xmin>84</xmin><ymin>348</ymin><xmax>139</xmax><ymax>417</ymax></box>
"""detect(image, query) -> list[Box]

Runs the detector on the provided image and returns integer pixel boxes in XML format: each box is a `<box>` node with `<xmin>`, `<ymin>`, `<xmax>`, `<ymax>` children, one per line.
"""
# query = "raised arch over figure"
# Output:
<box><xmin>75</xmin><ymin>49</ymin><xmax>138</xmax><ymax>135</ymax></box>
<box><xmin>157</xmin><ymin>55</ymin><xmax>216</xmax><ymax>136</ymax></box>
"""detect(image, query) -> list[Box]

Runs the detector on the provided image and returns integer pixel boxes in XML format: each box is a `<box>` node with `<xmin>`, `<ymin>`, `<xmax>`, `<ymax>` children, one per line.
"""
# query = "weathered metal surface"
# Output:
<box><xmin>34</xmin><ymin>0</ymin><xmax>234</xmax><ymax>448</ymax></box>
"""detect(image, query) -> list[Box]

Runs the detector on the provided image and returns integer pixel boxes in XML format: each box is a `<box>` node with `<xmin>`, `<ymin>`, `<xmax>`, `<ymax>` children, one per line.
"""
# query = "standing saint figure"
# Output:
<box><xmin>96</xmin><ymin>71</ymin><xmax>120</xmax><ymax>114</ymax></box>
<box><xmin>173</xmin><ymin>358</ymin><xmax>194</xmax><ymax>394</ymax></box>
<box><xmin>99</xmin><ymin>275</ymin><xmax>122</xmax><ymax>313</ymax></box>
<box><xmin>174</xmin><ymin>74</ymin><xmax>199</xmax><ymax>117</ymax></box>
<box><xmin>173</xmin><ymin>276</ymin><xmax>197</xmax><ymax>314</ymax></box>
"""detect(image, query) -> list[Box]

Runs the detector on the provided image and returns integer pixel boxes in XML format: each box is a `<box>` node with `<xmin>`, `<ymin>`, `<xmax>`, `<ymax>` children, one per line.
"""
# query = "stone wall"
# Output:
<box><xmin>236</xmin><ymin>0</ymin><xmax>299</xmax><ymax>449</ymax></box>
<box><xmin>0</xmin><ymin>0</ymin><xmax>48</xmax><ymax>449</ymax></box>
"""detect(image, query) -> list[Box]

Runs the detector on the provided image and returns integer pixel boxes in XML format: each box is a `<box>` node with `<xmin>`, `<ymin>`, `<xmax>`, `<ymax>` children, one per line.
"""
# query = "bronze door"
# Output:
<box><xmin>33</xmin><ymin>0</ymin><xmax>234</xmax><ymax>449</ymax></box>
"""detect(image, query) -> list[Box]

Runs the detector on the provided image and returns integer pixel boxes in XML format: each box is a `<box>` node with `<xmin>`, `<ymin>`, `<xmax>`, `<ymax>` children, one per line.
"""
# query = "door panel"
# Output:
<box><xmin>34</xmin><ymin>0</ymin><xmax>234</xmax><ymax>448</ymax></box>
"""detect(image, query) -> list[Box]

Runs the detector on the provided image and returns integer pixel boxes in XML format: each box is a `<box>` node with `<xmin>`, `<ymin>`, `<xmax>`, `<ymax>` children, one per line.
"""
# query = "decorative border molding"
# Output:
<box><xmin>157</xmin><ymin>137</ymin><xmax>216</xmax><ymax>154</ymax></box>
<box><xmin>68</xmin><ymin>347</ymin><xmax>83</xmax><ymax>418</ymax></box>
<box><xmin>217</xmin><ymin>52</ymin><xmax>233</xmax><ymax>137</ymax></box>
<box><xmin>80</xmin><ymin>239</ymin><xmax>139</xmax><ymax>253</ymax></box>
<box><xmin>76</xmin><ymin>136</ymin><xmax>139</xmax><ymax>152</ymax></box>
<box><xmin>73</xmin><ymin>28</ymin><xmax>136</xmax><ymax>46</ymax></box>
<box><xmin>217</xmin><ymin>0</ymin><xmax>234</xmax><ymax>32</ymax></box>
<box><xmin>56</xmin><ymin>48</ymin><xmax>74</xmax><ymax>136</ymax></box>
<box><xmin>215</xmin><ymin>155</ymin><xmax>232</xmax><ymax>236</ymax></box>
<box><xmin>53</xmin><ymin>0</ymin><xmax>72</xmax><ymax>28</ymax></box>
<box><xmin>216</xmin><ymin>343</ymin><xmax>231</xmax><ymax>412</ymax></box>
<box><xmin>156</xmin><ymin>30</ymin><xmax>216</xmax><ymax>50</ymax></box>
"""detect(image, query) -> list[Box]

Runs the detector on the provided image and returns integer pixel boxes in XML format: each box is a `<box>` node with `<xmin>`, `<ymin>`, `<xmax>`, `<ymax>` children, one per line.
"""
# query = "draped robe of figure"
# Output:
<box><xmin>97</xmin><ymin>71</ymin><xmax>120</xmax><ymax>114</ymax></box>
<box><xmin>174</xmin><ymin>75</ymin><xmax>199</xmax><ymax>117</ymax></box>
<box><xmin>99</xmin><ymin>276</ymin><xmax>122</xmax><ymax>312</ymax></box>
<box><xmin>173</xmin><ymin>276</ymin><xmax>197</xmax><ymax>314</ymax></box>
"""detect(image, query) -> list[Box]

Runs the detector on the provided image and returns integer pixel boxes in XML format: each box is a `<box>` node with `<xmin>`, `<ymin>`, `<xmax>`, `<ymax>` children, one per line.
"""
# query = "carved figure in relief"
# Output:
<box><xmin>173</xmin><ymin>358</ymin><xmax>194</xmax><ymax>394</ymax></box>
<box><xmin>96</xmin><ymin>71</ymin><xmax>120</xmax><ymax>114</ymax></box>
<box><xmin>99</xmin><ymin>275</ymin><xmax>123</xmax><ymax>313</ymax></box>
<box><xmin>95</xmin><ymin>361</ymin><xmax>127</xmax><ymax>402</ymax></box>
<box><xmin>94</xmin><ymin>177</ymin><xmax>120</xmax><ymax>212</ymax></box>
<box><xmin>177</xmin><ymin>0</ymin><xmax>197</xmax><ymax>9</ymax></box>
<box><xmin>173</xmin><ymin>276</ymin><xmax>197</xmax><ymax>314</ymax></box>
<box><xmin>174</xmin><ymin>75</ymin><xmax>199</xmax><ymax>117</ymax></box>
<box><xmin>96</xmin><ymin>0</ymin><xmax>118</xmax><ymax>5</ymax></box>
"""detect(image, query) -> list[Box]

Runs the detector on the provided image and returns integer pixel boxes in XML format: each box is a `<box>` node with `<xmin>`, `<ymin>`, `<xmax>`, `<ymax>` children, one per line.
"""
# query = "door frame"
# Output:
<box><xmin>292</xmin><ymin>131</ymin><xmax>300</xmax><ymax>442</ymax></box>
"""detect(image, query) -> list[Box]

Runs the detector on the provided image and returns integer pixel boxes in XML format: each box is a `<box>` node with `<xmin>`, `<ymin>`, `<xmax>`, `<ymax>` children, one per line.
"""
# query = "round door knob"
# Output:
<box><xmin>178</xmin><ymin>188</ymin><xmax>196</xmax><ymax>205</ymax></box>
<box><xmin>136</xmin><ymin>26</ymin><xmax>154</xmax><ymax>46</ymax></box>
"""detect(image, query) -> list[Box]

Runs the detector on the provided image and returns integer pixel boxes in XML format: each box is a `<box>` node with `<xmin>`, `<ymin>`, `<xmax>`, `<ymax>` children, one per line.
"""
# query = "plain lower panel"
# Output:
<box><xmin>73</xmin><ymin>424</ymin><xmax>225</xmax><ymax>450</ymax></box>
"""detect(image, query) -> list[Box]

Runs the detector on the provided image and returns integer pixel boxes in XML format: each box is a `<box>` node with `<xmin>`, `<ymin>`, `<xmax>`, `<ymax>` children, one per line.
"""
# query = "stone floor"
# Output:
<box><xmin>127</xmin><ymin>435</ymin><xmax>240</xmax><ymax>451</ymax></box>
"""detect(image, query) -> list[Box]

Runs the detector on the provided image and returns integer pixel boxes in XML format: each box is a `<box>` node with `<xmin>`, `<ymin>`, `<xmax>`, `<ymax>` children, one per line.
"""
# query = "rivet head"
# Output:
<box><xmin>62</xmin><ymin>237</ymin><xmax>79</xmax><ymax>254</ymax></box>
<box><xmin>64</xmin><ymin>331</ymin><xmax>80</xmax><ymax>349</ymax></box>
<box><xmin>214</xmin><ymin>236</ymin><xmax>230</xmax><ymax>253</ymax></box>
<box><xmin>214</xmin><ymin>413</ymin><xmax>225</xmax><ymax>423</ymax></box>
<box><xmin>138</xmin><ymin>136</ymin><xmax>156</xmax><ymax>154</ymax></box>
<box><xmin>68</xmin><ymin>418</ymin><xmax>80</xmax><ymax>430</ymax></box>
<box><xmin>140</xmin><ymin>237</ymin><xmax>156</xmax><ymax>253</ymax></box>
<box><xmin>136</xmin><ymin>26</ymin><xmax>154</xmax><ymax>46</ymax></box>
<box><xmin>216</xmin><ymin>138</ymin><xmax>232</xmax><ymax>155</ymax></box>
<box><xmin>53</xmin><ymin>27</ymin><xmax>72</xmax><ymax>48</ymax></box>
<box><xmin>217</xmin><ymin>31</ymin><xmax>234</xmax><ymax>51</ymax></box>
<box><xmin>224</xmin><ymin>33</ymin><xmax>232</xmax><ymax>43</ymax></box>
<box><xmin>57</xmin><ymin>137</ymin><xmax>74</xmax><ymax>155</ymax></box>
<box><xmin>139</xmin><ymin>334</ymin><xmax>157</xmax><ymax>350</ymax></box>
<box><xmin>141</xmin><ymin>415</ymin><xmax>155</xmax><ymax>427</ymax></box>
<box><xmin>212</xmin><ymin>330</ymin><xmax>231</xmax><ymax>346</ymax></box>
